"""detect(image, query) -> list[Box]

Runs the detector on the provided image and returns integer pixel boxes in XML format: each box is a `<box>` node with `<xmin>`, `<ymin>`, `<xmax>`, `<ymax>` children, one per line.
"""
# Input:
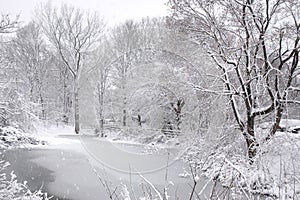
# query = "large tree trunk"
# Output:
<box><xmin>244</xmin><ymin>117</ymin><xmax>258</xmax><ymax>164</ymax></box>
<box><xmin>74</xmin><ymin>78</ymin><xmax>80</xmax><ymax>134</ymax></box>
<box><xmin>245</xmin><ymin>135</ymin><xmax>258</xmax><ymax>165</ymax></box>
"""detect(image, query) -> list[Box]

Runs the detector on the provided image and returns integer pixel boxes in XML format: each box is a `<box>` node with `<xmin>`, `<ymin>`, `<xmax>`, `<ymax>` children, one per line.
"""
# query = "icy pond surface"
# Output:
<box><xmin>2</xmin><ymin>135</ymin><xmax>238</xmax><ymax>199</ymax></box>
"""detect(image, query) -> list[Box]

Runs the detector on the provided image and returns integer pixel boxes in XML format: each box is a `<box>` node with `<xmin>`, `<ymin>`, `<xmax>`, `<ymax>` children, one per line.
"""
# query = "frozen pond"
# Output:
<box><xmin>2</xmin><ymin>135</ymin><xmax>230</xmax><ymax>199</ymax></box>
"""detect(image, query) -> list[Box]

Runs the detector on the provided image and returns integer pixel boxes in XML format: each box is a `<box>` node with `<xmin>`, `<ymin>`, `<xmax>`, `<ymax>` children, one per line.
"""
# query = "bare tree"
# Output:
<box><xmin>0</xmin><ymin>14</ymin><xmax>19</xmax><ymax>33</ymax></box>
<box><xmin>110</xmin><ymin>20</ymin><xmax>143</xmax><ymax>127</ymax></box>
<box><xmin>169</xmin><ymin>0</ymin><xmax>300</xmax><ymax>163</ymax></box>
<box><xmin>84</xmin><ymin>38</ymin><xmax>112</xmax><ymax>136</ymax></box>
<box><xmin>6</xmin><ymin>22</ymin><xmax>51</xmax><ymax>119</ymax></box>
<box><xmin>108</xmin><ymin>19</ymin><xmax>195</xmax><ymax>128</ymax></box>
<box><xmin>0</xmin><ymin>15</ymin><xmax>20</xmax><ymax>127</ymax></box>
<box><xmin>36</xmin><ymin>2</ymin><xmax>105</xmax><ymax>133</ymax></box>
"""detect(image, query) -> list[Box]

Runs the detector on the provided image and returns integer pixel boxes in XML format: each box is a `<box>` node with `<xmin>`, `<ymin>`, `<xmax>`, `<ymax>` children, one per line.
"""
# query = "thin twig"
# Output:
<box><xmin>138</xmin><ymin>172</ymin><xmax>164</xmax><ymax>200</ymax></box>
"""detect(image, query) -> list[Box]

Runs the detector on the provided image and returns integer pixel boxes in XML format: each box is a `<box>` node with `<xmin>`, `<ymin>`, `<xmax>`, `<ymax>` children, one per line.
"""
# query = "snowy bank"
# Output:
<box><xmin>0</xmin><ymin>126</ymin><xmax>49</xmax><ymax>199</ymax></box>
<box><xmin>0</xmin><ymin>156</ymin><xmax>50</xmax><ymax>200</ymax></box>
<box><xmin>0</xmin><ymin>126</ymin><xmax>46</xmax><ymax>149</ymax></box>
<box><xmin>183</xmin><ymin>128</ymin><xmax>300</xmax><ymax>199</ymax></box>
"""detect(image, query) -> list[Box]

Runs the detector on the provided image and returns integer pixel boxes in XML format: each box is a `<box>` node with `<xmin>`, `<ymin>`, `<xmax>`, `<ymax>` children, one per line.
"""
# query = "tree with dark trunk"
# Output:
<box><xmin>169</xmin><ymin>0</ymin><xmax>300</xmax><ymax>163</ymax></box>
<box><xmin>171</xmin><ymin>98</ymin><xmax>185</xmax><ymax>130</ymax></box>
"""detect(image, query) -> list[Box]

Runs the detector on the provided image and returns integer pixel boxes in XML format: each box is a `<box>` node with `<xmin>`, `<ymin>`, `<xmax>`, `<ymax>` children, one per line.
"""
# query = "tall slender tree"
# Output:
<box><xmin>36</xmin><ymin>2</ymin><xmax>105</xmax><ymax>133</ymax></box>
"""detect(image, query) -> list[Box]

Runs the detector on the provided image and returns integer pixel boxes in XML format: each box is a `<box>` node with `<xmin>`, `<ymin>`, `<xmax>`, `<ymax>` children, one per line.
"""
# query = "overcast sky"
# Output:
<box><xmin>2</xmin><ymin>0</ymin><xmax>168</xmax><ymax>26</ymax></box>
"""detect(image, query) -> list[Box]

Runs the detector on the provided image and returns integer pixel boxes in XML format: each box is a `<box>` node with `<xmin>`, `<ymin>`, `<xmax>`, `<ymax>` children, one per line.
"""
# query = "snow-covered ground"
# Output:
<box><xmin>183</xmin><ymin>119</ymin><xmax>300</xmax><ymax>199</ymax></box>
<box><xmin>30</xmin><ymin>124</ymin><xmax>80</xmax><ymax>150</ymax></box>
<box><xmin>0</xmin><ymin>126</ymin><xmax>45</xmax><ymax>149</ymax></box>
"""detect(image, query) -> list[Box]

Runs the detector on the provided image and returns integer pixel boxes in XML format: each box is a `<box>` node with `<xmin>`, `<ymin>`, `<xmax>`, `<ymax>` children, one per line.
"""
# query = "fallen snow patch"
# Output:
<box><xmin>0</xmin><ymin>126</ymin><xmax>46</xmax><ymax>149</ymax></box>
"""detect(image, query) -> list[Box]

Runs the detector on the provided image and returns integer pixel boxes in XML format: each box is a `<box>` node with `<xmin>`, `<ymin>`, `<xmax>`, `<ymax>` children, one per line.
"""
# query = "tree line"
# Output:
<box><xmin>0</xmin><ymin>0</ymin><xmax>299</xmax><ymax>165</ymax></box>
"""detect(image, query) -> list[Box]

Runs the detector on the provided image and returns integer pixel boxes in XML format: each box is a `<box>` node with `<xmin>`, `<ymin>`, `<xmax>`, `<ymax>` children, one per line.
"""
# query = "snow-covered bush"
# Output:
<box><xmin>0</xmin><ymin>154</ymin><xmax>50</xmax><ymax>200</ymax></box>
<box><xmin>0</xmin><ymin>86</ymin><xmax>38</xmax><ymax>132</ymax></box>
<box><xmin>184</xmin><ymin>128</ymin><xmax>300</xmax><ymax>199</ymax></box>
<box><xmin>0</xmin><ymin>126</ymin><xmax>45</xmax><ymax>149</ymax></box>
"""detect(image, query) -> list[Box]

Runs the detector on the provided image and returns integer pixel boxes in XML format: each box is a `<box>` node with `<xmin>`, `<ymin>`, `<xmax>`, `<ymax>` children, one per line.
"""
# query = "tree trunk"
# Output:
<box><xmin>122</xmin><ymin>94</ymin><xmax>127</xmax><ymax>126</ymax></box>
<box><xmin>98</xmin><ymin>103</ymin><xmax>104</xmax><ymax>137</ymax></box>
<box><xmin>137</xmin><ymin>114</ymin><xmax>142</xmax><ymax>127</ymax></box>
<box><xmin>74</xmin><ymin>79</ymin><xmax>80</xmax><ymax>134</ymax></box>
<box><xmin>99</xmin><ymin>118</ymin><xmax>104</xmax><ymax>137</ymax></box>
<box><xmin>97</xmin><ymin>79</ymin><xmax>105</xmax><ymax>137</ymax></box>
<box><xmin>122</xmin><ymin>109</ymin><xmax>126</xmax><ymax>126</ymax></box>
<box><xmin>172</xmin><ymin>99</ymin><xmax>185</xmax><ymax>130</ymax></box>
<box><xmin>244</xmin><ymin>117</ymin><xmax>258</xmax><ymax>164</ymax></box>
<box><xmin>266</xmin><ymin>105</ymin><xmax>283</xmax><ymax>141</ymax></box>
<box><xmin>62</xmin><ymin>68</ymin><xmax>69</xmax><ymax>122</ymax></box>
<box><xmin>245</xmin><ymin>136</ymin><xmax>258</xmax><ymax>164</ymax></box>
<box><xmin>40</xmin><ymin>93</ymin><xmax>45</xmax><ymax>120</ymax></box>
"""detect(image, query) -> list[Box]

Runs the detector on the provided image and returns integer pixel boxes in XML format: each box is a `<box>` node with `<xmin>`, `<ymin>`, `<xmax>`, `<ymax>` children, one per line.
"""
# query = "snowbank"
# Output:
<box><xmin>0</xmin><ymin>126</ymin><xmax>46</xmax><ymax>149</ymax></box>
<box><xmin>101</xmin><ymin>126</ymin><xmax>182</xmax><ymax>150</ymax></box>
<box><xmin>183</xmin><ymin>129</ymin><xmax>300</xmax><ymax>199</ymax></box>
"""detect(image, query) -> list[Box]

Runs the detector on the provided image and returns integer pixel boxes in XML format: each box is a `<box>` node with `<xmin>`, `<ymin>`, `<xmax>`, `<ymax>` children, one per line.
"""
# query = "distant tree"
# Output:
<box><xmin>6</xmin><ymin>22</ymin><xmax>51</xmax><ymax>119</ymax></box>
<box><xmin>84</xmin><ymin>38</ymin><xmax>112</xmax><ymax>136</ymax></box>
<box><xmin>36</xmin><ymin>2</ymin><xmax>105</xmax><ymax>133</ymax></box>
<box><xmin>0</xmin><ymin>15</ymin><xmax>20</xmax><ymax>127</ymax></box>
<box><xmin>169</xmin><ymin>0</ymin><xmax>300</xmax><ymax>163</ymax></box>
<box><xmin>109</xmin><ymin>20</ymin><xmax>143</xmax><ymax>126</ymax></box>
<box><xmin>130</xmin><ymin>83</ymin><xmax>186</xmax><ymax>132</ymax></box>
<box><xmin>105</xmin><ymin>18</ymin><xmax>215</xmax><ymax>136</ymax></box>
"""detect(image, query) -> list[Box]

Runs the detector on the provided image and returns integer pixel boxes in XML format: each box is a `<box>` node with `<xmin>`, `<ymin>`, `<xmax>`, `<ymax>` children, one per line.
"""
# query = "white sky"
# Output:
<box><xmin>1</xmin><ymin>0</ymin><xmax>169</xmax><ymax>26</ymax></box>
